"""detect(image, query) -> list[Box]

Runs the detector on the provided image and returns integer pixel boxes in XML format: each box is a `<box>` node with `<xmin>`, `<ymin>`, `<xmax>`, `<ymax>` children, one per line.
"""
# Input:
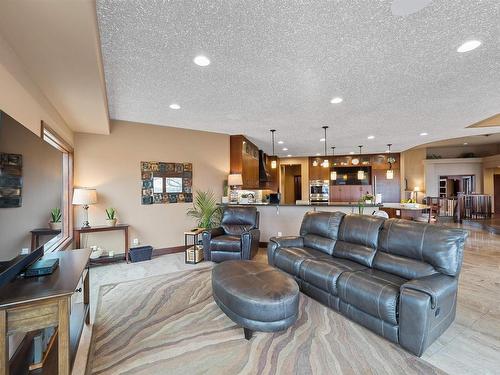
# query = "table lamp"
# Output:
<box><xmin>72</xmin><ymin>188</ymin><xmax>97</xmax><ymax>228</ymax></box>
<box><xmin>228</xmin><ymin>174</ymin><xmax>243</xmax><ymax>203</ymax></box>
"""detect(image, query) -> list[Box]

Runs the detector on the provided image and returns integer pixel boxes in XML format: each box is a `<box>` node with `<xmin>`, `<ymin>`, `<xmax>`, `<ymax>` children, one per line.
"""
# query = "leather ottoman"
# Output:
<box><xmin>212</xmin><ymin>260</ymin><xmax>299</xmax><ymax>339</ymax></box>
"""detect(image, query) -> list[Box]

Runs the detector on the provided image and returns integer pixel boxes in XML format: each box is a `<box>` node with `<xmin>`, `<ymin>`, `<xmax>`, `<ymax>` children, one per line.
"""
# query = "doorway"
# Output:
<box><xmin>494</xmin><ymin>174</ymin><xmax>500</xmax><ymax>213</ymax></box>
<box><xmin>282</xmin><ymin>165</ymin><xmax>302</xmax><ymax>204</ymax></box>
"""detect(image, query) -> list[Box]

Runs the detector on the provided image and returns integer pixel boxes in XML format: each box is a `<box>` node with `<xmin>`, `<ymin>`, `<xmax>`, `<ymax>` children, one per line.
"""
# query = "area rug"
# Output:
<box><xmin>87</xmin><ymin>267</ymin><xmax>444</xmax><ymax>375</ymax></box>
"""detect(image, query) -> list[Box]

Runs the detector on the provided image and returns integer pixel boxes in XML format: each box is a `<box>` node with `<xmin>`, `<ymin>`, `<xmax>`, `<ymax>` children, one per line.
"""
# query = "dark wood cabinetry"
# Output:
<box><xmin>230</xmin><ymin>135</ymin><xmax>278</xmax><ymax>190</ymax></box>
<box><xmin>308</xmin><ymin>157</ymin><xmax>330</xmax><ymax>180</ymax></box>
<box><xmin>330</xmin><ymin>185</ymin><xmax>372</xmax><ymax>203</ymax></box>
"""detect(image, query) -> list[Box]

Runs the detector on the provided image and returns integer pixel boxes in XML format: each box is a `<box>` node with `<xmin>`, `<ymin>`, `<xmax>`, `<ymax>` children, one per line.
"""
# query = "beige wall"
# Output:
<box><xmin>279</xmin><ymin>157</ymin><xmax>309</xmax><ymax>201</ymax></box>
<box><xmin>0</xmin><ymin>34</ymin><xmax>73</xmax><ymax>145</ymax></box>
<box><xmin>74</xmin><ymin>120</ymin><xmax>229</xmax><ymax>253</ymax></box>
<box><xmin>400</xmin><ymin>148</ymin><xmax>426</xmax><ymax>201</ymax></box>
<box><xmin>0</xmin><ymin>113</ymin><xmax>63</xmax><ymax>261</ymax></box>
<box><xmin>282</xmin><ymin>165</ymin><xmax>301</xmax><ymax>203</ymax></box>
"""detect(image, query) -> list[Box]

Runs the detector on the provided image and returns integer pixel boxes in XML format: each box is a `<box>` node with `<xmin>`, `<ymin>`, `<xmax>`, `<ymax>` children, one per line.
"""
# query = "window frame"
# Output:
<box><xmin>41</xmin><ymin>121</ymin><xmax>74</xmax><ymax>251</ymax></box>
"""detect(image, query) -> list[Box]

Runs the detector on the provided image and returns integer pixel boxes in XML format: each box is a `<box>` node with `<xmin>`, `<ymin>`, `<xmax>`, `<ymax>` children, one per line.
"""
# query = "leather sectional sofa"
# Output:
<box><xmin>267</xmin><ymin>211</ymin><xmax>468</xmax><ymax>356</ymax></box>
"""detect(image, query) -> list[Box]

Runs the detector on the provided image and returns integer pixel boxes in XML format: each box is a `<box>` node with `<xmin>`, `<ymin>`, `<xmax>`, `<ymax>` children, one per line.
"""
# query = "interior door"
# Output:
<box><xmin>294</xmin><ymin>175</ymin><xmax>302</xmax><ymax>201</ymax></box>
<box><xmin>494</xmin><ymin>175</ymin><xmax>500</xmax><ymax>213</ymax></box>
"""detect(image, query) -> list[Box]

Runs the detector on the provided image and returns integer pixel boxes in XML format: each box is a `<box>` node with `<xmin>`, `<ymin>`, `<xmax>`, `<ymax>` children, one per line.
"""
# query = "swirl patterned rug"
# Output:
<box><xmin>87</xmin><ymin>267</ymin><xmax>443</xmax><ymax>375</ymax></box>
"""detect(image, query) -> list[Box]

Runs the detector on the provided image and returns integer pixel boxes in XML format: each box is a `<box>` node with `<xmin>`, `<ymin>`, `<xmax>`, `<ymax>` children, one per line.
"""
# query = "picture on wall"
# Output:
<box><xmin>140</xmin><ymin>161</ymin><xmax>193</xmax><ymax>205</ymax></box>
<box><xmin>0</xmin><ymin>153</ymin><xmax>23</xmax><ymax>208</ymax></box>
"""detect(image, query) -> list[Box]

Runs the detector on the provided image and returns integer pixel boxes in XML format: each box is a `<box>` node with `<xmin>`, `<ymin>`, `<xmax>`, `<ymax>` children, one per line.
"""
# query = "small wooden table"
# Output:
<box><xmin>184</xmin><ymin>228</ymin><xmax>204</xmax><ymax>264</ymax></box>
<box><xmin>380</xmin><ymin>203</ymin><xmax>433</xmax><ymax>223</ymax></box>
<box><xmin>30</xmin><ymin>228</ymin><xmax>61</xmax><ymax>251</ymax></box>
<box><xmin>73</xmin><ymin>224</ymin><xmax>129</xmax><ymax>262</ymax></box>
<box><xmin>0</xmin><ymin>248</ymin><xmax>91</xmax><ymax>375</ymax></box>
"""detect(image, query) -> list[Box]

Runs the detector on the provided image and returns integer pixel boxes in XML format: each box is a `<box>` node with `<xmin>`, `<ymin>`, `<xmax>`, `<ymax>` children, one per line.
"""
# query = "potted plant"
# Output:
<box><xmin>186</xmin><ymin>190</ymin><xmax>222</xmax><ymax>230</ymax></box>
<box><xmin>221</xmin><ymin>180</ymin><xmax>229</xmax><ymax>203</ymax></box>
<box><xmin>105</xmin><ymin>208</ymin><xmax>117</xmax><ymax>226</ymax></box>
<box><xmin>362</xmin><ymin>193</ymin><xmax>374</xmax><ymax>204</ymax></box>
<box><xmin>239</xmin><ymin>193</ymin><xmax>249</xmax><ymax>204</ymax></box>
<box><xmin>49</xmin><ymin>208</ymin><xmax>62</xmax><ymax>230</ymax></box>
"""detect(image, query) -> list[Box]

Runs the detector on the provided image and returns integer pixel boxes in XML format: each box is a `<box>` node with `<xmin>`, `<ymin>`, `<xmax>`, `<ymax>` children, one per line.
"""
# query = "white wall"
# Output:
<box><xmin>424</xmin><ymin>158</ymin><xmax>484</xmax><ymax>197</ymax></box>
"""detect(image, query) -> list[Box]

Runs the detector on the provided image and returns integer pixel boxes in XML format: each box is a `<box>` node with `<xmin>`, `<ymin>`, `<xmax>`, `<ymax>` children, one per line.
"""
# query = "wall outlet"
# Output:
<box><xmin>277</xmin><ymin>232</ymin><xmax>282</xmax><ymax>237</ymax></box>
<box><xmin>21</xmin><ymin>248</ymin><xmax>29</xmax><ymax>255</ymax></box>
<box><xmin>132</xmin><ymin>238</ymin><xmax>139</xmax><ymax>246</ymax></box>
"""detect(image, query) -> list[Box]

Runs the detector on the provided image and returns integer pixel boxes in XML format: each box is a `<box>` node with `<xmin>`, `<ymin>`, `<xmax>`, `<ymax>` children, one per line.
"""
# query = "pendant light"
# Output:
<box><xmin>321</xmin><ymin>126</ymin><xmax>329</xmax><ymax>168</ymax></box>
<box><xmin>357</xmin><ymin>145</ymin><xmax>365</xmax><ymax>180</ymax></box>
<box><xmin>270</xmin><ymin>129</ymin><xmax>277</xmax><ymax>169</ymax></box>
<box><xmin>386</xmin><ymin>143</ymin><xmax>394</xmax><ymax>179</ymax></box>
<box><xmin>330</xmin><ymin>146</ymin><xmax>337</xmax><ymax>180</ymax></box>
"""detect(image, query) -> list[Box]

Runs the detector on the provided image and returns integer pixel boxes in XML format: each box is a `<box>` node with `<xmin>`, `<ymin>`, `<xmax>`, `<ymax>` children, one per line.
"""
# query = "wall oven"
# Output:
<box><xmin>310</xmin><ymin>180</ymin><xmax>329</xmax><ymax>204</ymax></box>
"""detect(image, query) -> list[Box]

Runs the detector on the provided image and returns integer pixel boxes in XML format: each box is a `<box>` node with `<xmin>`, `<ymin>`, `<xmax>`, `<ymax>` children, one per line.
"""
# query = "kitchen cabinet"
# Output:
<box><xmin>309</xmin><ymin>157</ymin><xmax>330</xmax><ymax>180</ymax></box>
<box><xmin>230</xmin><ymin>135</ymin><xmax>260</xmax><ymax>189</ymax></box>
<box><xmin>372</xmin><ymin>169</ymin><xmax>401</xmax><ymax>203</ymax></box>
<box><xmin>330</xmin><ymin>185</ymin><xmax>372</xmax><ymax>203</ymax></box>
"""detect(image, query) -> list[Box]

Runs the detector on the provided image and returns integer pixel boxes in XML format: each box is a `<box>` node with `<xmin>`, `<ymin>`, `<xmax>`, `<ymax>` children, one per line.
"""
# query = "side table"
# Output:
<box><xmin>73</xmin><ymin>224</ymin><xmax>130</xmax><ymax>262</ymax></box>
<box><xmin>184</xmin><ymin>228</ymin><xmax>204</xmax><ymax>264</ymax></box>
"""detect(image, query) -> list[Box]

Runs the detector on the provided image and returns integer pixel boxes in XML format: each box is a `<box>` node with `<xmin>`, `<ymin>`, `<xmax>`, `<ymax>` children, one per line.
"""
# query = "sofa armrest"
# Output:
<box><xmin>267</xmin><ymin>236</ymin><xmax>304</xmax><ymax>266</ymax></box>
<box><xmin>399</xmin><ymin>274</ymin><xmax>458</xmax><ymax>356</ymax></box>
<box><xmin>201</xmin><ymin>227</ymin><xmax>224</xmax><ymax>261</ymax></box>
<box><xmin>241</xmin><ymin>228</ymin><xmax>260</xmax><ymax>260</ymax></box>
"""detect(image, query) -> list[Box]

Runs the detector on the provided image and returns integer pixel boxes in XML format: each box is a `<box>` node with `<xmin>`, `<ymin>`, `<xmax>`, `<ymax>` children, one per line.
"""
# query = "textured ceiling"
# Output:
<box><xmin>97</xmin><ymin>0</ymin><xmax>500</xmax><ymax>156</ymax></box>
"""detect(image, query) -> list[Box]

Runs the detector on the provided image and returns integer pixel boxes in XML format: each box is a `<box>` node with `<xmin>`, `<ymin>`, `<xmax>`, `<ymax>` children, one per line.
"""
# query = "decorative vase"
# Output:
<box><xmin>49</xmin><ymin>222</ymin><xmax>62</xmax><ymax>230</ymax></box>
<box><xmin>106</xmin><ymin>218</ymin><xmax>117</xmax><ymax>227</ymax></box>
<box><xmin>221</xmin><ymin>196</ymin><xmax>229</xmax><ymax>204</ymax></box>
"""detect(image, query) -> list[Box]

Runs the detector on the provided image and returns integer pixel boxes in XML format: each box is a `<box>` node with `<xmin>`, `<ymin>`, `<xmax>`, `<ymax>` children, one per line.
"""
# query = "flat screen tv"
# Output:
<box><xmin>331</xmin><ymin>166</ymin><xmax>371</xmax><ymax>186</ymax></box>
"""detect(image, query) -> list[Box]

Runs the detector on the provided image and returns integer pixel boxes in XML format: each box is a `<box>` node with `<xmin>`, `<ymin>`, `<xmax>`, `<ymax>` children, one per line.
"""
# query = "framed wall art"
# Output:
<box><xmin>140</xmin><ymin>161</ymin><xmax>193</xmax><ymax>205</ymax></box>
<box><xmin>0</xmin><ymin>153</ymin><xmax>23</xmax><ymax>208</ymax></box>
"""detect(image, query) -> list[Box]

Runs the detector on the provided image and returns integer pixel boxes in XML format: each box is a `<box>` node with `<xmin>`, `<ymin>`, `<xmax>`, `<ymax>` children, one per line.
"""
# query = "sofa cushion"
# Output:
<box><xmin>337</xmin><ymin>269</ymin><xmax>407</xmax><ymax>325</ymax></box>
<box><xmin>210</xmin><ymin>235</ymin><xmax>241</xmax><ymax>252</ymax></box>
<box><xmin>333</xmin><ymin>215</ymin><xmax>386</xmax><ymax>267</ymax></box>
<box><xmin>273</xmin><ymin>246</ymin><xmax>330</xmax><ymax>276</ymax></box>
<box><xmin>373</xmin><ymin>252</ymin><xmax>437</xmax><ymax>280</ymax></box>
<box><xmin>221</xmin><ymin>206</ymin><xmax>258</xmax><ymax>235</ymax></box>
<box><xmin>299</xmin><ymin>257</ymin><xmax>367</xmax><ymax>295</ymax></box>
<box><xmin>299</xmin><ymin>211</ymin><xmax>345</xmax><ymax>255</ymax></box>
<box><xmin>377</xmin><ymin>219</ymin><xmax>468</xmax><ymax>276</ymax></box>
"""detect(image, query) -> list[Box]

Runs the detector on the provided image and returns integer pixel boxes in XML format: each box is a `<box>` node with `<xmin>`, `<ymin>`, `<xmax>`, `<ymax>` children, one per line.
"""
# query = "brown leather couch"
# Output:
<box><xmin>267</xmin><ymin>211</ymin><xmax>468</xmax><ymax>356</ymax></box>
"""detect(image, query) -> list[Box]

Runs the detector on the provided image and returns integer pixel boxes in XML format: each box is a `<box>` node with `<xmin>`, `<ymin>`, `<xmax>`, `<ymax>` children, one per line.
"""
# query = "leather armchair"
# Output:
<box><xmin>202</xmin><ymin>206</ymin><xmax>260</xmax><ymax>263</ymax></box>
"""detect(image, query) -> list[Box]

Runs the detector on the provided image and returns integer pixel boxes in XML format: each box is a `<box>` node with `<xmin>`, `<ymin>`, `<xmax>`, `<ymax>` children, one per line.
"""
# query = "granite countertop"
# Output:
<box><xmin>219</xmin><ymin>202</ymin><xmax>381</xmax><ymax>208</ymax></box>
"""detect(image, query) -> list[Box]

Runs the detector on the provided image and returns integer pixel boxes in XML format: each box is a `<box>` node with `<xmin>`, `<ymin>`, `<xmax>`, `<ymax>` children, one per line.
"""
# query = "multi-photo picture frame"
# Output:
<box><xmin>140</xmin><ymin>161</ymin><xmax>193</xmax><ymax>205</ymax></box>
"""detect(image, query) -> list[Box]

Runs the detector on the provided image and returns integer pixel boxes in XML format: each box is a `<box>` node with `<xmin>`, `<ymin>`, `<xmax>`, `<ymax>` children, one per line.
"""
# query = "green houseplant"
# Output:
<box><xmin>187</xmin><ymin>190</ymin><xmax>222</xmax><ymax>229</ymax></box>
<box><xmin>105</xmin><ymin>208</ymin><xmax>117</xmax><ymax>226</ymax></box>
<box><xmin>49</xmin><ymin>208</ymin><xmax>62</xmax><ymax>230</ymax></box>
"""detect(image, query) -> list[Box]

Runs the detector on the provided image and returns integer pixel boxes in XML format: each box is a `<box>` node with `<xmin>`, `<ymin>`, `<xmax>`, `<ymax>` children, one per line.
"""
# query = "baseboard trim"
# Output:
<box><xmin>153</xmin><ymin>246</ymin><xmax>185</xmax><ymax>257</ymax></box>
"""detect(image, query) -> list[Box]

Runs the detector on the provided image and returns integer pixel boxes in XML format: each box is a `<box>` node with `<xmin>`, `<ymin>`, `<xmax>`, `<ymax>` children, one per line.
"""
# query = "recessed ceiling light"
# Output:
<box><xmin>320</xmin><ymin>138</ymin><xmax>325</xmax><ymax>142</ymax></box>
<box><xmin>367</xmin><ymin>135</ymin><xmax>375</xmax><ymax>139</ymax></box>
<box><xmin>316</xmin><ymin>153</ymin><xmax>321</xmax><ymax>156</ymax></box>
<box><xmin>278</xmin><ymin>141</ymin><xmax>284</xmax><ymax>144</ymax></box>
<box><xmin>385</xmin><ymin>150</ymin><xmax>391</xmax><ymax>153</ymax></box>
<box><xmin>330</xmin><ymin>97</ymin><xmax>343</xmax><ymax>104</ymax></box>
<box><xmin>420</xmin><ymin>132</ymin><xmax>428</xmax><ymax>136</ymax></box>
<box><xmin>193</xmin><ymin>55</ymin><xmax>210</xmax><ymax>66</ymax></box>
<box><xmin>287</xmin><ymin>154</ymin><xmax>292</xmax><ymax>157</ymax></box>
<box><xmin>457</xmin><ymin>40</ymin><xmax>481</xmax><ymax>53</ymax></box>
<box><xmin>282</xmin><ymin>148</ymin><xmax>288</xmax><ymax>151</ymax></box>
<box><xmin>463</xmin><ymin>142</ymin><xmax>468</xmax><ymax>145</ymax></box>
<box><xmin>169</xmin><ymin>104</ymin><xmax>181</xmax><ymax>110</ymax></box>
<box><xmin>349</xmin><ymin>151</ymin><xmax>355</xmax><ymax>155</ymax></box>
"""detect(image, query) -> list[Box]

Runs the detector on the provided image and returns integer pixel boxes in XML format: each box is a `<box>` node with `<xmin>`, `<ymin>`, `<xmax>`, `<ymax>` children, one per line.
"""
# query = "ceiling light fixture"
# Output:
<box><xmin>169</xmin><ymin>104</ymin><xmax>180</xmax><ymax>110</ymax></box>
<box><xmin>386</xmin><ymin>144</ymin><xmax>394</xmax><ymax>180</ymax></box>
<box><xmin>457</xmin><ymin>40</ymin><xmax>481</xmax><ymax>53</ymax></box>
<box><xmin>270</xmin><ymin>129</ymin><xmax>277</xmax><ymax>169</ymax></box>
<box><xmin>367</xmin><ymin>135</ymin><xmax>375</xmax><ymax>139</ymax></box>
<box><xmin>357</xmin><ymin>146</ymin><xmax>365</xmax><ymax>180</ymax></box>
<box><xmin>330</xmin><ymin>97</ymin><xmax>343</xmax><ymax>104</ymax></box>
<box><xmin>322</xmin><ymin>126</ymin><xmax>329</xmax><ymax>168</ymax></box>
<box><xmin>287</xmin><ymin>154</ymin><xmax>292</xmax><ymax>157</ymax></box>
<box><xmin>193</xmin><ymin>55</ymin><xmax>210</xmax><ymax>66</ymax></box>
<box><xmin>330</xmin><ymin>146</ymin><xmax>337</xmax><ymax>180</ymax></box>
<box><xmin>282</xmin><ymin>148</ymin><xmax>288</xmax><ymax>151</ymax></box>
<box><xmin>349</xmin><ymin>151</ymin><xmax>355</xmax><ymax>155</ymax></box>
<box><xmin>278</xmin><ymin>141</ymin><xmax>284</xmax><ymax>144</ymax></box>
<box><xmin>463</xmin><ymin>142</ymin><xmax>468</xmax><ymax>145</ymax></box>
<box><xmin>420</xmin><ymin>132</ymin><xmax>428</xmax><ymax>136</ymax></box>
<box><xmin>320</xmin><ymin>138</ymin><xmax>325</xmax><ymax>142</ymax></box>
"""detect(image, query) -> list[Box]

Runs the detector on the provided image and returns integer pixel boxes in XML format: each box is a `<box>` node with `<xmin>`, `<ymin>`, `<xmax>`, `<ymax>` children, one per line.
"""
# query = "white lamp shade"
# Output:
<box><xmin>413</xmin><ymin>186</ymin><xmax>420</xmax><ymax>192</ymax></box>
<box><xmin>228</xmin><ymin>174</ymin><xmax>243</xmax><ymax>186</ymax></box>
<box><xmin>357</xmin><ymin>170</ymin><xmax>365</xmax><ymax>180</ymax></box>
<box><xmin>271</xmin><ymin>160</ymin><xmax>277</xmax><ymax>169</ymax></box>
<box><xmin>72</xmin><ymin>188</ymin><xmax>97</xmax><ymax>205</ymax></box>
<box><xmin>330</xmin><ymin>171</ymin><xmax>337</xmax><ymax>180</ymax></box>
<box><xmin>386</xmin><ymin>169</ymin><xmax>394</xmax><ymax>180</ymax></box>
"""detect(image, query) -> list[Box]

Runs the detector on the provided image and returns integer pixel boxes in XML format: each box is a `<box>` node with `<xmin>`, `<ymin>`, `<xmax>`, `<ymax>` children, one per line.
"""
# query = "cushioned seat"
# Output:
<box><xmin>273</xmin><ymin>246</ymin><xmax>330</xmax><ymax>276</ymax></box>
<box><xmin>209</xmin><ymin>235</ymin><xmax>241</xmax><ymax>252</ymax></box>
<box><xmin>299</xmin><ymin>258</ymin><xmax>367</xmax><ymax>295</ymax></box>
<box><xmin>337</xmin><ymin>269</ymin><xmax>407</xmax><ymax>325</ymax></box>
<box><xmin>212</xmin><ymin>260</ymin><xmax>299</xmax><ymax>337</ymax></box>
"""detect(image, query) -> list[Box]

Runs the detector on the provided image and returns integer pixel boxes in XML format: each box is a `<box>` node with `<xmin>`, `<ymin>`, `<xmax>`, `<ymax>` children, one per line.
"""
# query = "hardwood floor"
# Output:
<box><xmin>71</xmin><ymin>224</ymin><xmax>500</xmax><ymax>375</ymax></box>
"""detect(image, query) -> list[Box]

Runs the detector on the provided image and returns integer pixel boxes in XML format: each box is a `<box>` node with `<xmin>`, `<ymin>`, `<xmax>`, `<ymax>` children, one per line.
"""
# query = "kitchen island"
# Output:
<box><xmin>220</xmin><ymin>203</ymin><xmax>380</xmax><ymax>242</ymax></box>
